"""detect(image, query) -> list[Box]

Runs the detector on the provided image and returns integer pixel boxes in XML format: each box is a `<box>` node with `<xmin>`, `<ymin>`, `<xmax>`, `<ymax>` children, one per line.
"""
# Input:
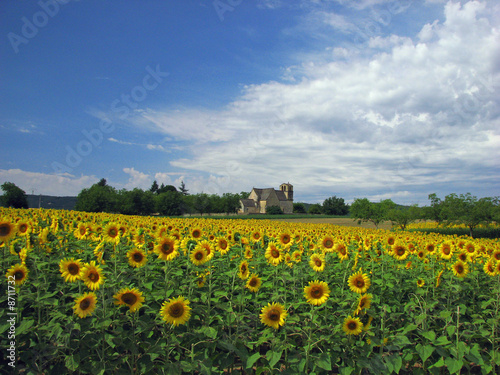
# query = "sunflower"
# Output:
<box><xmin>483</xmin><ymin>260</ymin><xmax>498</xmax><ymax>277</ymax></box>
<box><xmin>354</xmin><ymin>293</ymin><xmax>372</xmax><ymax>315</ymax></box>
<box><xmin>392</xmin><ymin>242</ymin><xmax>408</xmax><ymax>261</ymax></box>
<box><xmin>6</xmin><ymin>263</ymin><xmax>29</xmax><ymax>286</ymax></box>
<box><xmin>191</xmin><ymin>227</ymin><xmax>203</xmax><ymax>240</ymax></box>
<box><xmin>74</xmin><ymin>223</ymin><xmax>88</xmax><ymax>240</ymax></box>
<box><xmin>246</xmin><ymin>273</ymin><xmax>262</xmax><ymax>293</ymax></box>
<box><xmin>321</xmin><ymin>235</ymin><xmax>335</xmax><ymax>252</ymax></box>
<box><xmin>439</xmin><ymin>241</ymin><xmax>454</xmax><ymax>260</ymax></box>
<box><xmin>342</xmin><ymin>316</ymin><xmax>363</xmax><ymax>336</ymax></box>
<box><xmin>126</xmin><ymin>248</ymin><xmax>148</xmax><ymax>268</ymax></box>
<box><xmin>73</xmin><ymin>292</ymin><xmax>97</xmax><ymax>318</ymax></box>
<box><xmin>16</xmin><ymin>221</ymin><xmax>31</xmax><ymax>236</ymax></box>
<box><xmin>457</xmin><ymin>252</ymin><xmax>469</xmax><ymax>262</ymax></box>
<box><xmin>464</xmin><ymin>242</ymin><xmax>476</xmax><ymax>256</ymax></box>
<box><xmin>386</xmin><ymin>236</ymin><xmax>396</xmax><ymax>246</ymax></box>
<box><xmin>291</xmin><ymin>250</ymin><xmax>302</xmax><ymax>263</ymax></box>
<box><xmin>304</xmin><ymin>280</ymin><xmax>330</xmax><ymax>306</ymax></box>
<box><xmin>238</xmin><ymin>260</ymin><xmax>250</xmax><ymax>280</ymax></box>
<box><xmin>244</xmin><ymin>247</ymin><xmax>253</xmax><ymax>259</ymax></box>
<box><xmin>278</xmin><ymin>232</ymin><xmax>292</xmax><ymax>248</ymax></box>
<box><xmin>103</xmin><ymin>222</ymin><xmax>120</xmax><ymax>244</ymax></box>
<box><xmin>0</xmin><ymin>219</ymin><xmax>17</xmax><ymax>242</ymax></box>
<box><xmin>160</xmin><ymin>296</ymin><xmax>191</xmax><ymax>326</ymax></box>
<box><xmin>451</xmin><ymin>260</ymin><xmax>469</xmax><ymax>278</ymax></box>
<box><xmin>190</xmin><ymin>246</ymin><xmax>208</xmax><ymax>266</ymax></box>
<box><xmin>265</xmin><ymin>242</ymin><xmax>283</xmax><ymax>266</ymax></box>
<box><xmin>348</xmin><ymin>270</ymin><xmax>371</xmax><ymax>294</ymax></box>
<box><xmin>491</xmin><ymin>249</ymin><xmax>500</xmax><ymax>262</ymax></box>
<box><xmin>215</xmin><ymin>237</ymin><xmax>230</xmax><ymax>255</ymax></box>
<box><xmin>417</xmin><ymin>279</ymin><xmax>425</xmax><ymax>288</ymax></box>
<box><xmin>197</xmin><ymin>240</ymin><xmax>214</xmax><ymax>261</ymax></box>
<box><xmin>113</xmin><ymin>288</ymin><xmax>145</xmax><ymax>312</ymax></box>
<box><xmin>425</xmin><ymin>243</ymin><xmax>436</xmax><ymax>254</ymax></box>
<box><xmin>260</xmin><ymin>302</ymin><xmax>287</xmax><ymax>329</ymax></box>
<box><xmin>154</xmin><ymin>236</ymin><xmax>179</xmax><ymax>261</ymax></box>
<box><xmin>435</xmin><ymin>270</ymin><xmax>444</xmax><ymax>288</ymax></box>
<box><xmin>59</xmin><ymin>258</ymin><xmax>83</xmax><ymax>283</ymax></box>
<box><xmin>80</xmin><ymin>261</ymin><xmax>105</xmax><ymax>290</ymax></box>
<box><xmin>335</xmin><ymin>242</ymin><xmax>349</xmax><ymax>261</ymax></box>
<box><xmin>251</xmin><ymin>231</ymin><xmax>262</xmax><ymax>243</ymax></box>
<box><xmin>309</xmin><ymin>253</ymin><xmax>325</xmax><ymax>272</ymax></box>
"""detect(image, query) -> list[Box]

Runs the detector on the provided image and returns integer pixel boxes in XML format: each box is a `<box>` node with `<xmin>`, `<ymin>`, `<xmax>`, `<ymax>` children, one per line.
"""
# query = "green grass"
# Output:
<box><xmin>407</xmin><ymin>227</ymin><xmax>500</xmax><ymax>239</ymax></box>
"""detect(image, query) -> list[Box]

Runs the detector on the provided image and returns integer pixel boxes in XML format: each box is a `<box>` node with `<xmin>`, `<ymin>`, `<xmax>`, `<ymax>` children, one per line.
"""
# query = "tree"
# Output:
<box><xmin>423</xmin><ymin>193</ymin><xmax>444</xmax><ymax>223</ymax></box>
<box><xmin>0</xmin><ymin>182</ymin><xmax>28</xmax><ymax>209</ymax></box>
<box><xmin>386</xmin><ymin>205</ymin><xmax>421</xmax><ymax>230</ymax></box>
<box><xmin>157</xmin><ymin>184</ymin><xmax>177</xmax><ymax>195</ymax></box>
<box><xmin>150</xmin><ymin>180</ymin><xmax>159</xmax><ymax>194</ymax></box>
<box><xmin>222</xmin><ymin>193</ymin><xmax>241</xmax><ymax>215</ymax></box>
<box><xmin>178</xmin><ymin>181</ymin><xmax>189</xmax><ymax>196</ymax></box>
<box><xmin>193</xmin><ymin>193</ymin><xmax>211</xmax><ymax>216</ymax></box>
<box><xmin>322</xmin><ymin>196</ymin><xmax>349</xmax><ymax>215</ymax></box>
<box><xmin>441</xmin><ymin>193</ymin><xmax>495</xmax><ymax>237</ymax></box>
<box><xmin>156</xmin><ymin>191</ymin><xmax>183</xmax><ymax>216</ymax></box>
<box><xmin>293</xmin><ymin>203</ymin><xmax>306</xmax><ymax>214</ymax></box>
<box><xmin>75</xmin><ymin>180</ymin><xmax>118</xmax><ymax>213</ymax></box>
<box><xmin>308</xmin><ymin>204</ymin><xmax>323</xmax><ymax>215</ymax></box>
<box><xmin>350</xmin><ymin>198</ymin><xmax>395</xmax><ymax>228</ymax></box>
<box><xmin>266</xmin><ymin>205</ymin><xmax>283</xmax><ymax>215</ymax></box>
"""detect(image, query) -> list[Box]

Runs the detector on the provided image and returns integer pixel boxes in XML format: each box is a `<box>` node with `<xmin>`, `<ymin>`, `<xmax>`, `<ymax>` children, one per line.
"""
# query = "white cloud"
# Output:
<box><xmin>109</xmin><ymin>1</ymin><xmax>500</xmax><ymax>204</ymax></box>
<box><xmin>0</xmin><ymin>169</ymin><xmax>97</xmax><ymax>196</ymax></box>
<box><xmin>122</xmin><ymin>168</ymin><xmax>151</xmax><ymax>190</ymax></box>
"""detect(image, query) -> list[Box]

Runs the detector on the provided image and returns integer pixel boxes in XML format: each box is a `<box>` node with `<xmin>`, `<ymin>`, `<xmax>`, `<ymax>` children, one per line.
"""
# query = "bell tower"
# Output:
<box><xmin>280</xmin><ymin>183</ymin><xmax>293</xmax><ymax>201</ymax></box>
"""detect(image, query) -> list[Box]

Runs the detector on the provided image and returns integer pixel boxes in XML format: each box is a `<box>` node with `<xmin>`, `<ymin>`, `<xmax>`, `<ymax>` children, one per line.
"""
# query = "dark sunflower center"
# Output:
<box><xmin>315</xmin><ymin>259</ymin><xmax>322</xmax><ymax>267</ymax></box>
<box><xmin>359</xmin><ymin>300</ymin><xmax>366</xmax><ymax>308</ymax></box>
<box><xmin>396</xmin><ymin>247</ymin><xmax>405</xmax><ymax>256</ymax></box>
<box><xmin>268</xmin><ymin>310</ymin><xmax>280</xmax><ymax>322</ymax></box>
<box><xmin>324</xmin><ymin>239</ymin><xmax>333</xmax><ymax>248</ymax></box>
<box><xmin>80</xmin><ymin>298</ymin><xmax>91</xmax><ymax>310</ymax></box>
<box><xmin>79</xmin><ymin>227</ymin><xmax>86</xmax><ymax>235</ymax></box>
<box><xmin>339</xmin><ymin>247</ymin><xmax>347</xmax><ymax>255</ymax></box>
<box><xmin>219</xmin><ymin>240</ymin><xmax>228</xmax><ymax>249</ymax></box>
<box><xmin>19</xmin><ymin>224</ymin><xmax>28</xmax><ymax>233</ymax></box>
<box><xmin>456</xmin><ymin>265</ymin><xmax>464</xmax><ymax>273</ymax></box>
<box><xmin>427</xmin><ymin>245</ymin><xmax>435</xmax><ymax>252</ymax></box>
<box><xmin>282</xmin><ymin>235</ymin><xmax>290</xmax><ymax>244</ymax></box>
<box><xmin>88</xmin><ymin>271</ymin><xmax>99</xmax><ymax>282</ymax></box>
<box><xmin>459</xmin><ymin>254</ymin><xmax>467</xmax><ymax>261</ymax></box>
<box><xmin>68</xmin><ymin>264</ymin><xmax>80</xmax><ymax>275</ymax></box>
<box><xmin>161</xmin><ymin>242</ymin><xmax>174</xmax><ymax>255</ymax></box>
<box><xmin>487</xmin><ymin>264</ymin><xmax>494</xmax><ymax>272</ymax></box>
<box><xmin>121</xmin><ymin>293</ymin><xmax>138</xmax><ymax>305</ymax></box>
<box><xmin>169</xmin><ymin>303</ymin><xmax>184</xmax><ymax>318</ymax></box>
<box><xmin>241</xmin><ymin>265</ymin><xmax>247</xmax><ymax>273</ymax></box>
<box><xmin>14</xmin><ymin>270</ymin><xmax>25</xmax><ymax>280</ymax></box>
<box><xmin>442</xmin><ymin>246</ymin><xmax>451</xmax><ymax>255</ymax></box>
<box><xmin>195</xmin><ymin>251</ymin><xmax>204</xmax><ymax>260</ymax></box>
<box><xmin>249</xmin><ymin>278</ymin><xmax>258</xmax><ymax>287</ymax></box>
<box><xmin>133</xmin><ymin>252</ymin><xmax>143</xmax><ymax>262</ymax></box>
<box><xmin>494</xmin><ymin>253</ymin><xmax>500</xmax><ymax>261</ymax></box>
<box><xmin>0</xmin><ymin>224</ymin><xmax>11</xmax><ymax>236</ymax></box>
<box><xmin>466</xmin><ymin>246</ymin><xmax>474</xmax><ymax>253</ymax></box>
<box><xmin>356</xmin><ymin>279</ymin><xmax>364</xmax><ymax>288</ymax></box>
<box><xmin>192</xmin><ymin>230</ymin><xmax>201</xmax><ymax>238</ymax></box>
<box><xmin>388</xmin><ymin>238</ymin><xmax>395</xmax><ymax>245</ymax></box>
<box><xmin>347</xmin><ymin>321</ymin><xmax>357</xmax><ymax>330</ymax></box>
<box><xmin>271</xmin><ymin>249</ymin><xmax>280</xmax><ymax>258</ymax></box>
<box><xmin>108</xmin><ymin>228</ymin><xmax>118</xmax><ymax>237</ymax></box>
<box><xmin>311</xmin><ymin>287</ymin><xmax>323</xmax><ymax>298</ymax></box>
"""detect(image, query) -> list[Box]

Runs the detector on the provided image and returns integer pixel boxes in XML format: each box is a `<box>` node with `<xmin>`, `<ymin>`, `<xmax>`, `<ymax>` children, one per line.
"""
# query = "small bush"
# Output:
<box><xmin>266</xmin><ymin>205</ymin><xmax>283</xmax><ymax>215</ymax></box>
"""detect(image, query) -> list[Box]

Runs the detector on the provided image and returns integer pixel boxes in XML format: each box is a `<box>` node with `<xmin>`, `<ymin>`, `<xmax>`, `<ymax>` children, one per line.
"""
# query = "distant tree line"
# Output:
<box><xmin>350</xmin><ymin>193</ymin><xmax>500</xmax><ymax>237</ymax></box>
<box><xmin>74</xmin><ymin>179</ymin><xmax>248</xmax><ymax>216</ymax></box>
<box><xmin>292</xmin><ymin>196</ymin><xmax>350</xmax><ymax>215</ymax></box>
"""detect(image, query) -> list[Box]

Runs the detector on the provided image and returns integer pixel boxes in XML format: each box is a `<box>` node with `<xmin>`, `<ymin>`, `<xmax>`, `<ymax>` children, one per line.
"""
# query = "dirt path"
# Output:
<box><xmin>269</xmin><ymin>217</ymin><xmax>393</xmax><ymax>230</ymax></box>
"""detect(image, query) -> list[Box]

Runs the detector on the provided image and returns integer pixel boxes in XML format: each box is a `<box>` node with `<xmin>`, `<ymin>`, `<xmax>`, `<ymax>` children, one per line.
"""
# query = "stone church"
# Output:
<box><xmin>239</xmin><ymin>183</ymin><xmax>293</xmax><ymax>214</ymax></box>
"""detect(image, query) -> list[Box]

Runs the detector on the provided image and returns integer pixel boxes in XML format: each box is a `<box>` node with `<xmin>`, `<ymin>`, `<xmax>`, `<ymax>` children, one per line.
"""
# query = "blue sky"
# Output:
<box><xmin>1</xmin><ymin>0</ymin><xmax>499</xmax><ymax>205</ymax></box>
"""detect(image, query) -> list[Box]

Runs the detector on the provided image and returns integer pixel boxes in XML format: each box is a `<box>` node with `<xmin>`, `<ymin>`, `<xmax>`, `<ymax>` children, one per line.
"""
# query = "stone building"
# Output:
<box><xmin>239</xmin><ymin>183</ymin><xmax>293</xmax><ymax>214</ymax></box>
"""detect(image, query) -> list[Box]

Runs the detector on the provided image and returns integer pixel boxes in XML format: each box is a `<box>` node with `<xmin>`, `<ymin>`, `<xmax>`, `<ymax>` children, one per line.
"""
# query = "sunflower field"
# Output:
<box><xmin>1</xmin><ymin>207</ymin><xmax>499</xmax><ymax>374</ymax></box>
